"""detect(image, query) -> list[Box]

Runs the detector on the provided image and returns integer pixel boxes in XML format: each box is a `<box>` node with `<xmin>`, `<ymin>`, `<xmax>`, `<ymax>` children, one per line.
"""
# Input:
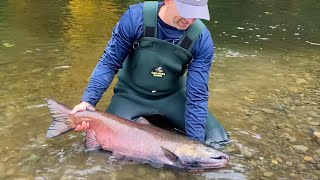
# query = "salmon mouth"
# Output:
<box><xmin>202</xmin><ymin>155</ymin><xmax>229</xmax><ymax>168</ymax></box>
<box><xmin>186</xmin><ymin>154</ymin><xmax>230</xmax><ymax>169</ymax></box>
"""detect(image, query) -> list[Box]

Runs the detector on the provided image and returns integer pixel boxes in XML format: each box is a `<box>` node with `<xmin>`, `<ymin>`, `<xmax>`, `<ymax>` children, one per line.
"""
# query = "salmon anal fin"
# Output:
<box><xmin>136</xmin><ymin>116</ymin><xmax>151</xmax><ymax>125</ymax></box>
<box><xmin>85</xmin><ymin>129</ymin><xmax>101</xmax><ymax>152</ymax></box>
<box><xmin>109</xmin><ymin>152</ymin><xmax>125</xmax><ymax>162</ymax></box>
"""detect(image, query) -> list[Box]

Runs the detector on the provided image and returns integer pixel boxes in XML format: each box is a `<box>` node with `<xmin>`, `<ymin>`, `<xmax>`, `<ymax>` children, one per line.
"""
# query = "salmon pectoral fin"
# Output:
<box><xmin>160</xmin><ymin>146</ymin><xmax>180</xmax><ymax>162</ymax></box>
<box><xmin>45</xmin><ymin>98</ymin><xmax>75</xmax><ymax>138</ymax></box>
<box><xmin>136</xmin><ymin>116</ymin><xmax>152</xmax><ymax>125</ymax></box>
<box><xmin>85</xmin><ymin>129</ymin><xmax>101</xmax><ymax>152</ymax></box>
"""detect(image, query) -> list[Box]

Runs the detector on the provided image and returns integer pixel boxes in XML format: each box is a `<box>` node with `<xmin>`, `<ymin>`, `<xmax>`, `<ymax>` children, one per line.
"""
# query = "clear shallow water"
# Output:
<box><xmin>0</xmin><ymin>0</ymin><xmax>319</xmax><ymax>179</ymax></box>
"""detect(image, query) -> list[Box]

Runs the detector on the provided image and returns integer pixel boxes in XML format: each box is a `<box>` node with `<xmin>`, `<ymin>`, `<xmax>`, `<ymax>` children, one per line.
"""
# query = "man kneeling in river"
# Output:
<box><xmin>70</xmin><ymin>0</ymin><xmax>229</xmax><ymax>146</ymax></box>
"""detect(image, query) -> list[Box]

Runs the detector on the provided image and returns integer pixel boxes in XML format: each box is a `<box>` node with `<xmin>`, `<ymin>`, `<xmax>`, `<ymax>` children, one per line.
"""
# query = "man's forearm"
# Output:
<box><xmin>81</xmin><ymin>58</ymin><xmax>117</xmax><ymax>106</ymax></box>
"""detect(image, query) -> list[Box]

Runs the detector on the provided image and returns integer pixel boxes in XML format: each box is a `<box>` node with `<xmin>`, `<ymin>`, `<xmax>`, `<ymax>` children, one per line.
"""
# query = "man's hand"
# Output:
<box><xmin>70</xmin><ymin>101</ymin><xmax>95</xmax><ymax>114</ymax></box>
<box><xmin>75</xmin><ymin>121</ymin><xmax>90</xmax><ymax>131</ymax></box>
<box><xmin>70</xmin><ymin>101</ymin><xmax>95</xmax><ymax>131</ymax></box>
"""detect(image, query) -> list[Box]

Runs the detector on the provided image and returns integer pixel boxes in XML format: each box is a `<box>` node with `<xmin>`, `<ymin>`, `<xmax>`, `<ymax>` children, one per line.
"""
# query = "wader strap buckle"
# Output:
<box><xmin>133</xmin><ymin>41</ymin><xmax>140</xmax><ymax>49</ymax></box>
<box><xmin>177</xmin><ymin>19</ymin><xmax>206</xmax><ymax>52</ymax></box>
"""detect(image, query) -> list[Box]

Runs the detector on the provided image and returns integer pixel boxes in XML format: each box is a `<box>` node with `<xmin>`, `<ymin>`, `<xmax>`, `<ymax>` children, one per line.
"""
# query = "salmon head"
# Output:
<box><xmin>161</xmin><ymin>143</ymin><xmax>229</xmax><ymax>170</ymax></box>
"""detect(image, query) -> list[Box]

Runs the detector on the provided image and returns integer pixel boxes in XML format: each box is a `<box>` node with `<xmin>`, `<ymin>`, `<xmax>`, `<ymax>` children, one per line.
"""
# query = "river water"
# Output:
<box><xmin>0</xmin><ymin>0</ymin><xmax>319</xmax><ymax>179</ymax></box>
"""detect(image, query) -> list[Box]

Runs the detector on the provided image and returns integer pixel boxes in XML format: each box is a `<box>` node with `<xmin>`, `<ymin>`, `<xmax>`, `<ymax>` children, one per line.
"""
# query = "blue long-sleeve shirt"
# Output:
<box><xmin>82</xmin><ymin>2</ymin><xmax>214</xmax><ymax>142</ymax></box>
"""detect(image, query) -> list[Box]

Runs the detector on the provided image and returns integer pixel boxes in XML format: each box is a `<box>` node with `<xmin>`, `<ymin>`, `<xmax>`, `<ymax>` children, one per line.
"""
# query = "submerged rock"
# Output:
<box><xmin>314</xmin><ymin>149</ymin><xmax>320</xmax><ymax>155</ymax></box>
<box><xmin>261</xmin><ymin>108</ymin><xmax>275</xmax><ymax>114</ymax></box>
<box><xmin>250</xmin><ymin>114</ymin><xmax>265</xmax><ymax>122</ymax></box>
<box><xmin>309</xmin><ymin>111</ymin><xmax>320</xmax><ymax>118</ymax></box>
<box><xmin>296</xmin><ymin>78</ymin><xmax>307</xmax><ymax>84</ymax></box>
<box><xmin>286</xmin><ymin>162</ymin><xmax>293</xmax><ymax>167</ymax></box>
<box><xmin>303</xmin><ymin>156</ymin><xmax>314</xmax><ymax>162</ymax></box>
<box><xmin>263</xmin><ymin>171</ymin><xmax>274</xmax><ymax>177</ymax></box>
<box><xmin>288</xmin><ymin>87</ymin><xmax>299</xmax><ymax>93</ymax></box>
<box><xmin>292</xmin><ymin>145</ymin><xmax>308</xmax><ymax>153</ymax></box>
<box><xmin>297</xmin><ymin>163</ymin><xmax>307</xmax><ymax>171</ymax></box>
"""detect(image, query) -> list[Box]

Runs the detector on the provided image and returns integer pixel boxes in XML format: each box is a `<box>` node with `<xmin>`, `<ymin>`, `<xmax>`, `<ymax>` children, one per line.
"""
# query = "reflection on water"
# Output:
<box><xmin>0</xmin><ymin>0</ymin><xmax>319</xmax><ymax>179</ymax></box>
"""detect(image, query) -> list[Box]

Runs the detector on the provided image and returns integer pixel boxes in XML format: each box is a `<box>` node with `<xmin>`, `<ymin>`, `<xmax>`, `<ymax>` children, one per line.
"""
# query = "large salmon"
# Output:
<box><xmin>45</xmin><ymin>98</ymin><xmax>229</xmax><ymax>170</ymax></box>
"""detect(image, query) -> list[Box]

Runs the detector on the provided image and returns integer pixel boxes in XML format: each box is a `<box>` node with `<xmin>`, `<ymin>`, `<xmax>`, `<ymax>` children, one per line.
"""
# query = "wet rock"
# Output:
<box><xmin>287</xmin><ymin>114</ymin><xmax>296</xmax><ymax>118</ymax></box>
<box><xmin>289</xmin><ymin>106</ymin><xmax>296</xmax><ymax>111</ymax></box>
<box><xmin>137</xmin><ymin>167</ymin><xmax>147</xmax><ymax>176</ymax></box>
<box><xmin>294</xmin><ymin>99</ymin><xmax>301</xmax><ymax>105</ymax></box>
<box><xmin>276</xmin><ymin>123</ymin><xmax>284</xmax><ymax>129</ymax></box>
<box><xmin>297</xmin><ymin>163</ymin><xmax>307</xmax><ymax>171</ymax></box>
<box><xmin>308</xmin><ymin>121</ymin><xmax>320</xmax><ymax>126</ymax></box>
<box><xmin>286</xmin><ymin>162</ymin><xmax>293</xmax><ymax>167</ymax></box>
<box><xmin>292</xmin><ymin>145</ymin><xmax>308</xmax><ymax>153</ymax></box>
<box><xmin>271</xmin><ymin>160</ymin><xmax>278</xmax><ymax>165</ymax></box>
<box><xmin>281</xmin><ymin>133</ymin><xmax>297</xmax><ymax>143</ymax></box>
<box><xmin>313</xmin><ymin>170</ymin><xmax>320</xmax><ymax>177</ymax></box>
<box><xmin>261</xmin><ymin>108</ymin><xmax>275</xmax><ymax>114</ymax></box>
<box><xmin>29</xmin><ymin>154</ymin><xmax>40</xmax><ymax>161</ymax></box>
<box><xmin>263</xmin><ymin>171</ymin><xmax>274</xmax><ymax>177</ymax></box>
<box><xmin>310</xmin><ymin>101</ymin><xmax>318</xmax><ymax>105</ymax></box>
<box><xmin>296</xmin><ymin>78</ymin><xmax>307</xmax><ymax>84</ymax></box>
<box><xmin>285</xmin><ymin>124</ymin><xmax>295</xmax><ymax>129</ymax></box>
<box><xmin>251</xmin><ymin>125</ymin><xmax>258</xmax><ymax>131</ymax></box>
<box><xmin>235</xmin><ymin>144</ymin><xmax>254</xmax><ymax>158</ymax></box>
<box><xmin>313</xmin><ymin>155</ymin><xmax>320</xmax><ymax>161</ymax></box>
<box><xmin>309</xmin><ymin>111</ymin><xmax>320</xmax><ymax>118</ymax></box>
<box><xmin>240</xmin><ymin>149</ymin><xmax>253</xmax><ymax>158</ymax></box>
<box><xmin>36</xmin><ymin>134</ymin><xmax>46</xmax><ymax>144</ymax></box>
<box><xmin>272</xmin><ymin>103</ymin><xmax>284</xmax><ymax>111</ymax></box>
<box><xmin>122</xmin><ymin>173</ymin><xmax>136</xmax><ymax>179</ymax></box>
<box><xmin>159</xmin><ymin>172</ymin><xmax>167</xmax><ymax>179</ymax></box>
<box><xmin>2</xmin><ymin>155</ymin><xmax>11</xmax><ymax>163</ymax></box>
<box><xmin>305</xmin><ymin>173</ymin><xmax>319</xmax><ymax>180</ymax></box>
<box><xmin>224</xmin><ymin>144</ymin><xmax>237</xmax><ymax>153</ymax></box>
<box><xmin>307</xmin><ymin>117</ymin><xmax>313</xmax><ymax>121</ymax></box>
<box><xmin>259</xmin><ymin>166</ymin><xmax>267</xmax><ymax>172</ymax></box>
<box><xmin>244</xmin><ymin>96</ymin><xmax>254</xmax><ymax>101</ymax></box>
<box><xmin>289</xmin><ymin>137</ymin><xmax>297</xmax><ymax>143</ymax></box>
<box><xmin>314</xmin><ymin>149</ymin><xmax>320</xmax><ymax>155</ymax></box>
<box><xmin>159</xmin><ymin>171</ymin><xmax>176</xmax><ymax>179</ymax></box>
<box><xmin>13</xmin><ymin>175</ymin><xmax>35</xmax><ymax>180</ymax></box>
<box><xmin>275</xmin><ymin>158</ymin><xmax>283</xmax><ymax>163</ymax></box>
<box><xmin>303</xmin><ymin>156</ymin><xmax>314</xmax><ymax>162</ymax></box>
<box><xmin>245</xmin><ymin>110</ymin><xmax>255</xmax><ymax>116</ymax></box>
<box><xmin>250</xmin><ymin>114</ymin><xmax>264</xmax><ymax>122</ymax></box>
<box><xmin>250</xmin><ymin>161</ymin><xmax>257</xmax><ymax>167</ymax></box>
<box><xmin>284</xmin><ymin>128</ymin><xmax>293</xmax><ymax>133</ymax></box>
<box><xmin>290</xmin><ymin>173</ymin><xmax>298</xmax><ymax>177</ymax></box>
<box><xmin>288</xmin><ymin>87</ymin><xmax>299</xmax><ymax>93</ymax></box>
<box><xmin>0</xmin><ymin>163</ymin><xmax>4</xmax><ymax>179</ymax></box>
<box><xmin>6</xmin><ymin>168</ymin><xmax>15</xmax><ymax>176</ymax></box>
<box><xmin>282</xmin><ymin>97</ymin><xmax>293</xmax><ymax>105</ymax></box>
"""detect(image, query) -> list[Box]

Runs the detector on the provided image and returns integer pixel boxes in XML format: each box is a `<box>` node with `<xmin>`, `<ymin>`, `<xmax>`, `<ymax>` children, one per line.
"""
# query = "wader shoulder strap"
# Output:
<box><xmin>143</xmin><ymin>1</ymin><xmax>158</xmax><ymax>37</ymax></box>
<box><xmin>177</xmin><ymin>19</ymin><xmax>206</xmax><ymax>52</ymax></box>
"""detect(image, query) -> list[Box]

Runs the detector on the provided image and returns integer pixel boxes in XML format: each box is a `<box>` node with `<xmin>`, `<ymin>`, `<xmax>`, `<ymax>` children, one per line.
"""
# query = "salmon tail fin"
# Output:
<box><xmin>45</xmin><ymin>98</ymin><xmax>75</xmax><ymax>138</ymax></box>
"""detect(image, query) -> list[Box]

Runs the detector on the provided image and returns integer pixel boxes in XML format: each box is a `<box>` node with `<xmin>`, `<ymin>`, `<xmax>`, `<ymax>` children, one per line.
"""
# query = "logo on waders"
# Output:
<box><xmin>151</xmin><ymin>67</ymin><xmax>166</xmax><ymax>78</ymax></box>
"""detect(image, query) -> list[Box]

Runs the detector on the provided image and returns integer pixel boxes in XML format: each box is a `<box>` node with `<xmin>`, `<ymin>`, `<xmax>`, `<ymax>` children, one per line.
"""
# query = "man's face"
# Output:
<box><xmin>166</xmin><ymin>0</ymin><xmax>196</xmax><ymax>30</ymax></box>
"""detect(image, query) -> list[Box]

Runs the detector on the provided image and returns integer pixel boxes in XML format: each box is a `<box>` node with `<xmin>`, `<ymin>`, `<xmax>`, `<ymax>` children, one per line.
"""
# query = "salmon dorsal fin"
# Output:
<box><xmin>85</xmin><ymin>129</ymin><xmax>101</xmax><ymax>152</ymax></box>
<box><xmin>136</xmin><ymin>116</ymin><xmax>151</xmax><ymax>125</ymax></box>
<box><xmin>160</xmin><ymin>146</ymin><xmax>179</xmax><ymax>162</ymax></box>
<box><xmin>45</xmin><ymin>98</ymin><xmax>75</xmax><ymax>138</ymax></box>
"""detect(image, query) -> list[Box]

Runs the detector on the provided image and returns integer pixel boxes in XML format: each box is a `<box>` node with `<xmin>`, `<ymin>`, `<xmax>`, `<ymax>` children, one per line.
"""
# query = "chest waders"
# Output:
<box><xmin>106</xmin><ymin>1</ymin><xmax>229</xmax><ymax>145</ymax></box>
